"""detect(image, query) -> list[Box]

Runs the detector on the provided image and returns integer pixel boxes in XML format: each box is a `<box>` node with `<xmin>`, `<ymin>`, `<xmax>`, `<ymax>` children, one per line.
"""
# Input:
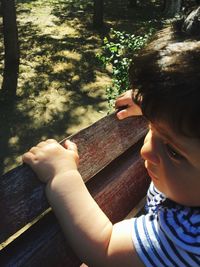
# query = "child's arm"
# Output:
<box><xmin>23</xmin><ymin>139</ymin><xmax>144</xmax><ymax>267</ymax></box>
<box><xmin>115</xmin><ymin>89</ymin><xmax>142</xmax><ymax>120</ymax></box>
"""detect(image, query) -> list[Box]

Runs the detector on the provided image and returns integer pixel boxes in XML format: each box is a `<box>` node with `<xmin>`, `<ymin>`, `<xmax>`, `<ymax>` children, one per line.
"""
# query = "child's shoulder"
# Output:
<box><xmin>158</xmin><ymin>201</ymin><xmax>200</xmax><ymax>255</ymax></box>
<box><xmin>133</xmin><ymin>196</ymin><xmax>200</xmax><ymax>266</ymax></box>
<box><xmin>146</xmin><ymin>183</ymin><xmax>200</xmax><ymax>253</ymax></box>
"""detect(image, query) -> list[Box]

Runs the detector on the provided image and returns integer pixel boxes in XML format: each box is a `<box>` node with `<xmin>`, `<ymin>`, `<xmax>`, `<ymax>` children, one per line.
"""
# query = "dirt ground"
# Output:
<box><xmin>0</xmin><ymin>0</ymin><xmax>163</xmax><ymax>175</ymax></box>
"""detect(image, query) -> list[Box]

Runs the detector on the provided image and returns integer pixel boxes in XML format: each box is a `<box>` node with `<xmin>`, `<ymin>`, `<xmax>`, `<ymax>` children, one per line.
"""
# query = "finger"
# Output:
<box><xmin>116</xmin><ymin>109</ymin><xmax>132</xmax><ymax>120</ymax></box>
<box><xmin>115</xmin><ymin>97</ymin><xmax>128</xmax><ymax>109</ymax></box>
<box><xmin>117</xmin><ymin>91</ymin><xmax>126</xmax><ymax>98</ymax></box>
<box><xmin>22</xmin><ymin>151</ymin><xmax>35</xmax><ymax>165</ymax></box>
<box><xmin>64</xmin><ymin>140</ymin><xmax>78</xmax><ymax>152</ymax></box>
<box><xmin>117</xmin><ymin>105</ymin><xmax>142</xmax><ymax>119</ymax></box>
<box><xmin>37</xmin><ymin>141</ymin><xmax>47</xmax><ymax>148</ymax></box>
<box><xmin>46</xmin><ymin>139</ymin><xmax>57</xmax><ymax>144</ymax></box>
<box><xmin>65</xmin><ymin>140</ymin><xmax>79</xmax><ymax>155</ymax></box>
<box><xmin>115</xmin><ymin>95</ymin><xmax>133</xmax><ymax>109</ymax></box>
<box><xmin>30</xmin><ymin>146</ymin><xmax>40</xmax><ymax>154</ymax></box>
<box><xmin>64</xmin><ymin>140</ymin><xmax>79</xmax><ymax>164</ymax></box>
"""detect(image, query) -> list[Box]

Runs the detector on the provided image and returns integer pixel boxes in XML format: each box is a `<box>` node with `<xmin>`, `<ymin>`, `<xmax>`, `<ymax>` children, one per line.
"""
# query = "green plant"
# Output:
<box><xmin>97</xmin><ymin>28</ymin><xmax>154</xmax><ymax>111</ymax></box>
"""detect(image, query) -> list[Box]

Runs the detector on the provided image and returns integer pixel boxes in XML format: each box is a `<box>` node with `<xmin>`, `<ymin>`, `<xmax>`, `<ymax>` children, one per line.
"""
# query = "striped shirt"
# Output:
<box><xmin>132</xmin><ymin>182</ymin><xmax>200</xmax><ymax>267</ymax></box>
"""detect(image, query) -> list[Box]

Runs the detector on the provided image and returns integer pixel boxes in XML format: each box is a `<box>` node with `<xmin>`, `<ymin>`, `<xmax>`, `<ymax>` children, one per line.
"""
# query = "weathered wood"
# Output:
<box><xmin>0</xmin><ymin>212</ymin><xmax>82</xmax><ymax>267</ymax></box>
<box><xmin>0</xmin><ymin>142</ymin><xmax>149</xmax><ymax>266</ymax></box>
<box><xmin>0</xmin><ymin>114</ymin><xmax>147</xmax><ymax>245</ymax></box>
<box><xmin>67</xmin><ymin>113</ymin><xmax>147</xmax><ymax>182</ymax></box>
<box><xmin>87</xmin><ymin>143</ymin><xmax>149</xmax><ymax>222</ymax></box>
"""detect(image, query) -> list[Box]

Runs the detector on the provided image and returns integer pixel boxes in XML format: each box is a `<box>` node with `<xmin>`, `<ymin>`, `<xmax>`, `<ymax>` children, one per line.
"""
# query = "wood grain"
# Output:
<box><xmin>0</xmin><ymin>143</ymin><xmax>150</xmax><ymax>266</ymax></box>
<box><xmin>0</xmin><ymin>114</ymin><xmax>147</xmax><ymax>244</ymax></box>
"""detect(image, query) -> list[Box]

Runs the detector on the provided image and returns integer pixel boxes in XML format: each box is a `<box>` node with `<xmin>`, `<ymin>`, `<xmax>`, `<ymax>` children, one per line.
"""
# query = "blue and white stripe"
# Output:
<box><xmin>132</xmin><ymin>182</ymin><xmax>200</xmax><ymax>267</ymax></box>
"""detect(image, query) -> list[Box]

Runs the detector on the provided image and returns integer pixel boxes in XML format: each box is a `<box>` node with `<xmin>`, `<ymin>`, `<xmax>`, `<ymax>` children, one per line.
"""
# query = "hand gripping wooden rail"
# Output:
<box><xmin>0</xmin><ymin>113</ymin><xmax>150</xmax><ymax>266</ymax></box>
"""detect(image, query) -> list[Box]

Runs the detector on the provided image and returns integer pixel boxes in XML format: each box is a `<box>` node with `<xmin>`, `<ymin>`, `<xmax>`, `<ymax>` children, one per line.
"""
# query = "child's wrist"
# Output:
<box><xmin>45</xmin><ymin>170</ymin><xmax>83</xmax><ymax>204</ymax></box>
<box><xmin>45</xmin><ymin>169</ymin><xmax>81</xmax><ymax>190</ymax></box>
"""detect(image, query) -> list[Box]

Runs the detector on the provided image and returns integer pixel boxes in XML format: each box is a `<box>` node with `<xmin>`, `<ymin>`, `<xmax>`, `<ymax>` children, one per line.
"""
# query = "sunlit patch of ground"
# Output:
<box><xmin>0</xmin><ymin>0</ymin><xmax>163</xmax><ymax>174</ymax></box>
<box><xmin>0</xmin><ymin>0</ymin><xmax>112</xmax><ymax>174</ymax></box>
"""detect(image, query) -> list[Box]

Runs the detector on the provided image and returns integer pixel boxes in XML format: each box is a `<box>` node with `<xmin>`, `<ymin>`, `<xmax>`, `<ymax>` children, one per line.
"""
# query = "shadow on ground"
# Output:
<box><xmin>0</xmin><ymin>0</ymin><xmax>164</xmax><ymax>174</ymax></box>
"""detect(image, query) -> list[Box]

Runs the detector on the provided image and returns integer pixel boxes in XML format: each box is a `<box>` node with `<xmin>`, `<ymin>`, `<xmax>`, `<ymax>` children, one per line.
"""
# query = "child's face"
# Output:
<box><xmin>141</xmin><ymin>121</ymin><xmax>200</xmax><ymax>207</ymax></box>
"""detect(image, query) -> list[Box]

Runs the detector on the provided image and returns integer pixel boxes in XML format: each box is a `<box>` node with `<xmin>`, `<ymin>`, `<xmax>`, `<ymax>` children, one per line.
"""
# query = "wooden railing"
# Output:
<box><xmin>0</xmin><ymin>113</ymin><xmax>150</xmax><ymax>266</ymax></box>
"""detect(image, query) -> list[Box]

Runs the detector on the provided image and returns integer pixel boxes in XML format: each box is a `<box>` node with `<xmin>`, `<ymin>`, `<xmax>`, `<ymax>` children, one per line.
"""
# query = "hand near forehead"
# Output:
<box><xmin>22</xmin><ymin>139</ymin><xmax>79</xmax><ymax>183</ymax></box>
<box><xmin>115</xmin><ymin>89</ymin><xmax>142</xmax><ymax>120</ymax></box>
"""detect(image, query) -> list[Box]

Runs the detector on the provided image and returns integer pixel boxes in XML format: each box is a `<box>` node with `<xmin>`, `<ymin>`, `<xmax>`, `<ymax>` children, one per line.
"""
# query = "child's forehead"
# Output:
<box><xmin>150</xmin><ymin>121</ymin><xmax>185</xmax><ymax>148</ymax></box>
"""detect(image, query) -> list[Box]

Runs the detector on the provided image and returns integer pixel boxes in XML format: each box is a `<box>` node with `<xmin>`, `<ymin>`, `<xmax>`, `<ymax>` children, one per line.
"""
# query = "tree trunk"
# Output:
<box><xmin>163</xmin><ymin>0</ymin><xmax>182</xmax><ymax>17</ymax></box>
<box><xmin>182</xmin><ymin>6</ymin><xmax>200</xmax><ymax>35</ymax></box>
<box><xmin>93</xmin><ymin>0</ymin><xmax>104</xmax><ymax>29</ymax></box>
<box><xmin>1</xmin><ymin>0</ymin><xmax>19</xmax><ymax>99</ymax></box>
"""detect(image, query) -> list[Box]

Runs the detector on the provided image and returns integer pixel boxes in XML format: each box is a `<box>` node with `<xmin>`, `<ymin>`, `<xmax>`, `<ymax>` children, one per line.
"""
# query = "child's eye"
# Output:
<box><xmin>165</xmin><ymin>143</ymin><xmax>184</xmax><ymax>161</ymax></box>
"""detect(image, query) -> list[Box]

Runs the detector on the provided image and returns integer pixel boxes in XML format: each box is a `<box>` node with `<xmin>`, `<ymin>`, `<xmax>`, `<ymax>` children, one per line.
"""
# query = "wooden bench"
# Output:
<box><xmin>0</xmin><ymin>113</ymin><xmax>150</xmax><ymax>266</ymax></box>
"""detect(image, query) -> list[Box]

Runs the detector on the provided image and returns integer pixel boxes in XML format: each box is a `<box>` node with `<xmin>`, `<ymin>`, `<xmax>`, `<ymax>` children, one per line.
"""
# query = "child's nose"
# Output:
<box><xmin>140</xmin><ymin>130</ymin><xmax>160</xmax><ymax>165</ymax></box>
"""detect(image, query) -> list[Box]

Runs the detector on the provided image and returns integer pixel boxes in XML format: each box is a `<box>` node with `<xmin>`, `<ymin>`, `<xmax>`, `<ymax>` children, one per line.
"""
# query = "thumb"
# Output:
<box><xmin>63</xmin><ymin>140</ymin><xmax>78</xmax><ymax>152</ymax></box>
<box><xmin>63</xmin><ymin>140</ymin><xmax>79</xmax><ymax>165</ymax></box>
<box><xmin>117</xmin><ymin>109</ymin><xmax>132</xmax><ymax>120</ymax></box>
<box><xmin>116</xmin><ymin>105</ymin><xmax>142</xmax><ymax>120</ymax></box>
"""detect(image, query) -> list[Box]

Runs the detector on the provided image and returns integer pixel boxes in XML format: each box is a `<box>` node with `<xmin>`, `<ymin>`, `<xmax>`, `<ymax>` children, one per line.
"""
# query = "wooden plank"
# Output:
<box><xmin>87</xmin><ymin>143</ymin><xmax>149</xmax><ymax>222</ymax></box>
<box><xmin>62</xmin><ymin>114</ymin><xmax>147</xmax><ymax>182</ymax></box>
<box><xmin>0</xmin><ymin>143</ymin><xmax>149</xmax><ymax>266</ymax></box>
<box><xmin>0</xmin><ymin>212</ymin><xmax>82</xmax><ymax>267</ymax></box>
<box><xmin>125</xmin><ymin>197</ymin><xmax>146</xmax><ymax>219</ymax></box>
<box><xmin>0</xmin><ymin>114</ymin><xmax>147</xmax><ymax>244</ymax></box>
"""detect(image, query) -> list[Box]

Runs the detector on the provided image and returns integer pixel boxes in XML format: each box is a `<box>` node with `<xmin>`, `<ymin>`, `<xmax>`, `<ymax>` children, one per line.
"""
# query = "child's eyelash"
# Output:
<box><xmin>164</xmin><ymin>143</ymin><xmax>184</xmax><ymax>160</ymax></box>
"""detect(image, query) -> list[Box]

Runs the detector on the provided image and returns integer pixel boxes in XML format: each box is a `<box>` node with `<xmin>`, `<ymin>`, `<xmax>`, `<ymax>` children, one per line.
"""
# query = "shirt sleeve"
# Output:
<box><xmin>131</xmin><ymin>210</ymin><xmax>200</xmax><ymax>267</ymax></box>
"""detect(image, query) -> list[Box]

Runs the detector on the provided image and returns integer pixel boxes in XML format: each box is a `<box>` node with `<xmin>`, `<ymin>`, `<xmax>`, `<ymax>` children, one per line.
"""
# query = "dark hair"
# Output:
<box><xmin>130</xmin><ymin>25</ymin><xmax>200</xmax><ymax>138</ymax></box>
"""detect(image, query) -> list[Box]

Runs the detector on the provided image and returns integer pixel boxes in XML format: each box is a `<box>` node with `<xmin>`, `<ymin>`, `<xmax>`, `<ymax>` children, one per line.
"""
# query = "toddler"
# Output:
<box><xmin>23</xmin><ymin>24</ymin><xmax>200</xmax><ymax>266</ymax></box>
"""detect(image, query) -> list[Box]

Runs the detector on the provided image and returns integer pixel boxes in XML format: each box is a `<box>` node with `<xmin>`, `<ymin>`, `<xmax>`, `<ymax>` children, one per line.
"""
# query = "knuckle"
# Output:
<box><xmin>22</xmin><ymin>152</ymin><xmax>28</xmax><ymax>161</ymax></box>
<box><xmin>46</xmin><ymin>139</ymin><xmax>57</xmax><ymax>143</ymax></box>
<box><xmin>73</xmin><ymin>142</ymin><xmax>78</xmax><ymax>150</ymax></box>
<box><xmin>30</xmin><ymin>146</ymin><xmax>37</xmax><ymax>153</ymax></box>
<box><xmin>37</xmin><ymin>141</ymin><xmax>46</xmax><ymax>147</ymax></box>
